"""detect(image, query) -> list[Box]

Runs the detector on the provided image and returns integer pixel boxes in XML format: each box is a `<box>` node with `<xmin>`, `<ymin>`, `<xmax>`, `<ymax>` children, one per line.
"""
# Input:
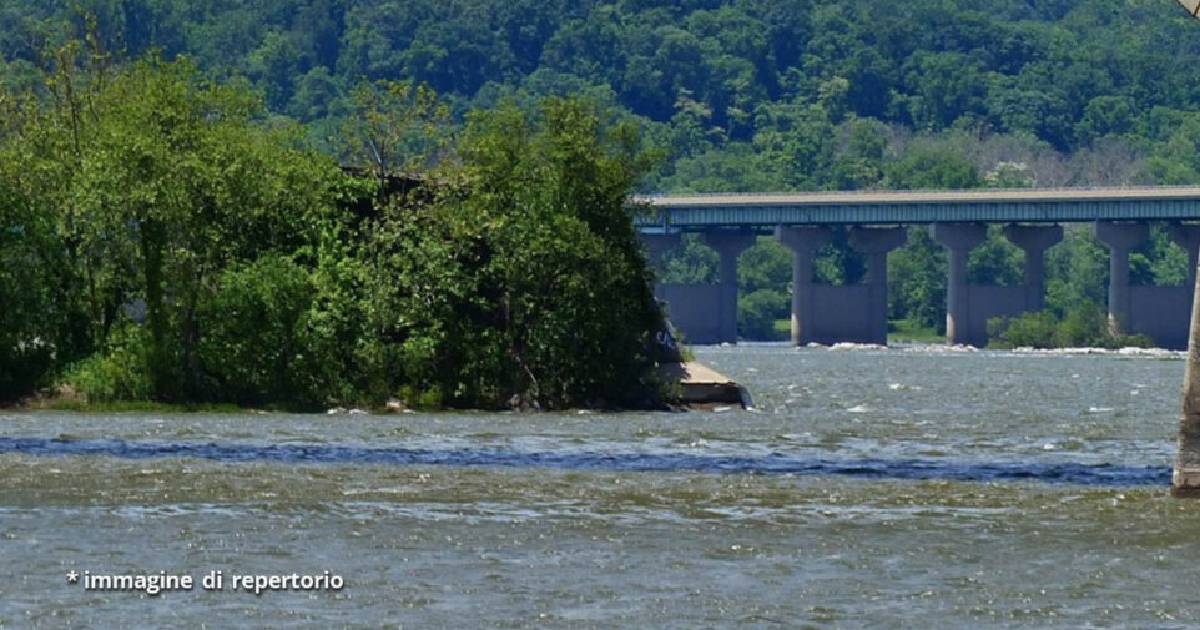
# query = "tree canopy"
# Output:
<box><xmin>0</xmin><ymin>48</ymin><xmax>669</xmax><ymax>408</ymax></box>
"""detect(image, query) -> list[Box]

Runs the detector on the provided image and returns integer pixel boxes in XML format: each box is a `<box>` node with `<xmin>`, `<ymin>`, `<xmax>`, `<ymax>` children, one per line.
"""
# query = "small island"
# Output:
<box><xmin>1</xmin><ymin>51</ymin><xmax>688</xmax><ymax>412</ymax></box>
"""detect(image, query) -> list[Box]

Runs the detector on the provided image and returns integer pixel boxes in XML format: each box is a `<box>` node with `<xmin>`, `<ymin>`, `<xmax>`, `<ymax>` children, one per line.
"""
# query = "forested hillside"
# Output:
<box><xmin>5</xmin><ymin>1</ymin><xmax>1200</xmax><ymax>186</ymax></box>
<box><xmin>4</xmin><ymin>0</ymin><xmax>1200</xmax><ymax>344</ymax></box>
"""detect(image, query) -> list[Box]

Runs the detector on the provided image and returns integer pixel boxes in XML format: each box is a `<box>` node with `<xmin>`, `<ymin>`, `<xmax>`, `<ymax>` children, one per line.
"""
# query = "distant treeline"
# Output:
<box><xmin>0</xmin><ymin>47</ymin><xmax>667</xmax><ymax>408</ymax></box>
<box><xmin>4</xmin><ymin>1</ymin><xmax>1200</xmax><ymax>353</ymax></box>
<box><xmin>4</xmin><ymin>0</ymin><xmax>1200</xmax><ymax>186</ymax></box>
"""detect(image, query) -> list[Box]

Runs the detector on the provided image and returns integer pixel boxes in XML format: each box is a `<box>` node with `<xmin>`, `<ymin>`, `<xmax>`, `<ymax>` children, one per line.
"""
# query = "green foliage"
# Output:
<box><xmin>738</xmin><ymin>289</ymin><xmax>788</xmax><ymax>341</ymax></box>
<box><xmin>888</xmin><ymin>227</ymin><xmax>947</xmax><ymax>332</ymax></box>
<box><xmin>340</xmin><ymin>79</ymin><xmax>450</xmax><ymax>179</ymax></box>
<box><xmin>196</xmin><ymin>254</ymin><xmax>317</xmax><ymax>406</ymax></box>
<box><xmin>753</xmin><ymin>101</ymin><xmax>835</xmax><ymax>190</ymax></box>
<box><xmin>659</xmin><ymin>234</ymin><xmax>718</xmax><ymax>284</ymax></box>
<box><xmin>9</xmin><ymin>0</ymin><xmax>1200</xmax><ymax>182</ymax></box>
<box><xmin>46</xmin><ymin>56</ymin><xmax>346</xmax><ymax>403</ymax></box>
<box><xmin>735</xmin><ymin>237</ymin><xmax>792</xmax><ymax>337</ymax></box>
<box><xmin>888</xmin><ymin>319</ymin><xmax>945</xmax><ymax>344</ymax></box>
<box><xmin>361</xmin><ymin>97</ymin><xmax>666</xmax><ymax>409</ymax></box>
<box><xmin>0</xmin><ymin>133</ymin><xmax>61</xmax><ymax>400</ymax></box>
<box><xmin>885</xmin><ymin>145</ymin><xmax>981</xmax><ymax>190</ymax></box>
<box><xmin>968</xmin><ymin>226</ymin><xmax>1024</xmax><ymax>287</ymax></box>
<box><xmin>0</xmin><ymin>44</ymin><xmax>668</xmax><ymax>409</ymax></box>
<box><xmin>986</xmin><ymin>311</ymin><xmax>1060</xmax><ymax>349</ymax></box>
<box><xmin>657</xmin><ymin>143</ymin><xmax>783</xmax><ymax>193</ymax></box>
<box><xmin>61</xmin><ymin>326</ymin><xmax>155</xmax><ymax>403</ymax></box>
<box><xmin>1045</xmin><ymin>226</ymin><xmax>1109</xmax><ymax>316</ymax></box>
<box><xmin>813</xmin><ymin>229</ymin><xmax>867</xmax><ymax>286</ymax></box>
<box><xmin>1144</xmin><ymin>225</ymin><xmax>1190</xmax><ymax>287</ymax></box>
<box><xmin>830</xmin><ymin>117</ymin><xmax>887</xmax><ymax>190</ymax></box>
<box><xmin>988</xmin><ymin>308</ymin><xmax>1154</xmax><ymax>350</ymax></box>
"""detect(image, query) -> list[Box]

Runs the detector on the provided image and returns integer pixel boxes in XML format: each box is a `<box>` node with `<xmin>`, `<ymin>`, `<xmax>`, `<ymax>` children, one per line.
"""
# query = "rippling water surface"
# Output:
<box><xmin>5</xmin><ymin>345</ymin><xmax>1200</xmax><ymax>627</ymax></box>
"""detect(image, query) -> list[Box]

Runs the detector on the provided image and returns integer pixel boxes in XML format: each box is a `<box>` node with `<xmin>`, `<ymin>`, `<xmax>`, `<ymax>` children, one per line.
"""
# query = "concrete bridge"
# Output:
<box><xmin>637</xmin><ymin>187</ymin><xmax>1200</xmax><ymax>348</ymax></box>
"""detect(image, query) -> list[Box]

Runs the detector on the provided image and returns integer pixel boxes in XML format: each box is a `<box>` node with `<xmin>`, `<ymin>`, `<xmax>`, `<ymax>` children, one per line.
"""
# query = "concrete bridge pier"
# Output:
<box><xmin>640</xmin><ymin>232</ymin><xmax>681</xmax><ymax>271</ymax></box>
<box><xmin>933</xmin><ymin>223</ymin><xmax>988</xmax><ymax>346</ymax></box>
<box><xmin>776</xmin><ymin>226</ymin><xmax>831</xmax><ymax>345</ymax></box>
<box><xmin>1004</xmin><ymin>224</ymin><xmax>1063</xmax><ymax>312</ymax></box>
<box><xmin>848</xmin><ymin>227</ymin><xmax>908</xmax><ymax>344</ymax></box>
<box><xmin>703</xmin><ymin>230</ymin><xmax>757</xmax><ymax>344</ymax></box>
<box><xmin>1095</xmin><ymin>222</ymin><xmax>1150</xmax><ymax>335</ymax></box>
<box><xmin>1176</xmin><ymin>232</ymin><xmax>1200</xmax><ymax>497</ymax></box>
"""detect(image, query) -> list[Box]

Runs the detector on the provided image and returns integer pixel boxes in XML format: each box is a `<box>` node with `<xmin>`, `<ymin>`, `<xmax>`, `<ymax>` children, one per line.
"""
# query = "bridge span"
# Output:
<box><xmin>637</xmin><ymin>187</ymin><xmax>1200</xmax><ymax>348</ymax></box>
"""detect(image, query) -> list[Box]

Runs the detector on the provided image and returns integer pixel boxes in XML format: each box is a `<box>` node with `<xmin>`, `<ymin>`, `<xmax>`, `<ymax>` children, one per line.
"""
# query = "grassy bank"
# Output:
<box><xmin>888</xmin><ymin>320</ymin><xmax>946</xmax><ymax>345</ymax></box>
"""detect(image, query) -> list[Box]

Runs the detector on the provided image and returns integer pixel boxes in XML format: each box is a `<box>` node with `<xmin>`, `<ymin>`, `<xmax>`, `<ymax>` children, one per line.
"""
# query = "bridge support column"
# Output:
<box><xmin>849</xmin><ymin>227</ymin><xmax>908</xmax><ymax>345</ymax></box>
<box><xmin>1176</xmin><ymin>226</ymin><xmax>1200</xmax><ymax>496</ymax></box>
<box><xmin>640</xmin><ymin>232</ymin><xmax>681</xmax><ymax>271</ymax></box>
<box><xmin>1178</xmin><ymin>271</ymin><xmax>1200</xmax><ymax>496</ymax></box>
<box><xmin>1003</xmin><ymin>224</ymin><xmax>1063</xmax><ymax>312</ymax></box>
<box><xmin>776</xmin><ymin>226</ymin><xmax>832</xmax><ymax>346</ymax></box>
<box><xmin>1095</xmin><ymin>222</ymin><xmax>1150</xmax><ymax>335</ymax></box>
<box><xmin>702</xmin><ymin>230</ymin><xmax>757</xmax><ymax>344</ymax></box>
<box><xmin>934</xmin><ymin>224</ymin><xmax>988</xmax><ymax>346</ymax></box>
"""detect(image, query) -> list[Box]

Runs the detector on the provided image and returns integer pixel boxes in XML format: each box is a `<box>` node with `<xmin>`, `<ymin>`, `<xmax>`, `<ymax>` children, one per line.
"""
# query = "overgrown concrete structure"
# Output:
<box><xmin>638</xmin><ymin>187</ymin><xmax>1200</xmax><ymax>347</ymax></box>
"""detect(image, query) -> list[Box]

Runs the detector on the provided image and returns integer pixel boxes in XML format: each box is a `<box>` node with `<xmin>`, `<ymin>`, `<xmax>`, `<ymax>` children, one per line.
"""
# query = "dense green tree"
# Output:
<box><xmin>900</xmin><ymin>51</ymin><xmax>987</xmax><ymax>130</ymax></box>
<box><xmin>829</xmin><ymin>116</ymin><xmax>887</xmax><ymax>190</ymax></box>
<box><xmin>0</xmin><ymin>95</ymin><xmax>62</xmax><ymax>399</ymax></box>
<box><xmin>885</xmin><ymin>144</ymin><xmax>981</xmax><ymax>190</ymax></box>
<box><xmin>736</xmin><ymin>238</ymin><xmax>791</xmax><ymax>339</ymax></box>
<box><xmin>1076</xmin><ymin>95</ymin><xmax>1136</xmax><ymax>144</ymax></box>
<box><xmin>888</xmin><ymin>227</ymin><xmax>947</xmax><ymax>332</ymax></box>
<box><xmin>967</xmin><ymin>226</ymin><xmax>1024</xmax><ymax>287</ymax></box>
<box><xmin>361</xmin><ymin>97</ymin><xmax>667</xmax><ymax>408</ymax></box>
<box><xmin>658</xmin><ymin>234</ymin><xmax>719</xmax><ymax>284</ymax></box>
<box><xmin>1044</xmin><ymin>226</ymin><xmax>1109</xmax><ymax>317</ymax></box>
<box><xmin>752</xmin><ymin>100</ymin><xmax>835</xmax><ymax>190</ymax></box>
<box><xmin>812</xmin><ymin>229</ymin><xmax>866</xmax><ymax>286</ymax></box>
<box><xmin>0</xmin><ymin>51</ymin><xmax>355</xmax><ymax>404</ymax></box>
<box><xmin>738</xmin><ymin>289</ymin><xmax>788</xmax><ymax>340</ymax></box>
<box><xmin>655</xmin><ymin>143</ymin><xmax>781</xmax><ymax>192</ymax></box>
<box><xmin>738</xmin><ymin>237</ymin><xmax>791</xmax><ymax>295</ymax></box>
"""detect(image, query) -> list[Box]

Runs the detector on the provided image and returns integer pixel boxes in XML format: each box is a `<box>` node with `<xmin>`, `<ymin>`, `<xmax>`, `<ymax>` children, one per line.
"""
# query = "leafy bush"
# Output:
<box><xmin>739</xmin><ymin>289</ymin><xmax>789</xmax><ymax>341</ymax></box>
<box><xmin>989</xmin><ymin>308</ymin><xmax>1155</xmax><ymax>350</ymax></box>
<box><xmin>197</xmin><ymin>254</ymin><xmax>318</xmax><ymax>407</ymax></box>
<box><xmin>61</xmin><ymin>326</ymin><xmax>155</xmax><ymax>403</ymax></box>
<box><xmin>987</xmin><ymin>311</ymin><xmax>1059</xmax><ymax>348</ymax></box>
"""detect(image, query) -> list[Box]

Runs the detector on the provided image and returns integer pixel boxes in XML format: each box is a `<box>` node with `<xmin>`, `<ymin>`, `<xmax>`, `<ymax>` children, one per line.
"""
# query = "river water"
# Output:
<box><xmin>3</xmin><ymin>345</ymin><xmax>1200</xmax><ymax>627</ymax></box>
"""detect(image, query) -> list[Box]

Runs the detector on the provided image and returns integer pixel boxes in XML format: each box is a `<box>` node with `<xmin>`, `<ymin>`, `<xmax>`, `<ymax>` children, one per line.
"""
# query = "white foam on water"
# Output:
<box><xmin>829</xmin><ymin>343</ymin><xmax>886</xmax><ymax>351</ymax></box>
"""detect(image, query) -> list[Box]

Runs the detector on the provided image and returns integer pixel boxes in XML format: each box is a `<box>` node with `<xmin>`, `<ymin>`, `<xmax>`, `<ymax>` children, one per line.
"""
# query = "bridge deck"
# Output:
<box><xmin>635</xmin><ymin>187</ymin><xmax>1200</xmax><ymax>229</ymax></box>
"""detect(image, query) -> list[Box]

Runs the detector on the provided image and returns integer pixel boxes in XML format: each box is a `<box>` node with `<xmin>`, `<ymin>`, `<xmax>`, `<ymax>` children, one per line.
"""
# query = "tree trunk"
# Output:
<box><xmin>140</xmin><ymin>218</ymin><xmax>171</xmax><ymax>400</ymax></box>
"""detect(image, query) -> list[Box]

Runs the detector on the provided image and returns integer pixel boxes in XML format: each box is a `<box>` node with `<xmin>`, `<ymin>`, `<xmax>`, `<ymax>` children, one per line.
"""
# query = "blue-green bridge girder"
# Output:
<box><xmin>634</xmin><ymin>187</ymin><xmax>1200</xmax><ymax>230</ymax></box>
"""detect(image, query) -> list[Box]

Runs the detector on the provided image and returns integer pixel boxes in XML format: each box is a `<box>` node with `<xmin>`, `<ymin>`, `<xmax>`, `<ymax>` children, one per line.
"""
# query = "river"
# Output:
<box><xmin>3</xmin><ymin>345</ymin><xmax>1200</xmax><ymax>627</ymax></box>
